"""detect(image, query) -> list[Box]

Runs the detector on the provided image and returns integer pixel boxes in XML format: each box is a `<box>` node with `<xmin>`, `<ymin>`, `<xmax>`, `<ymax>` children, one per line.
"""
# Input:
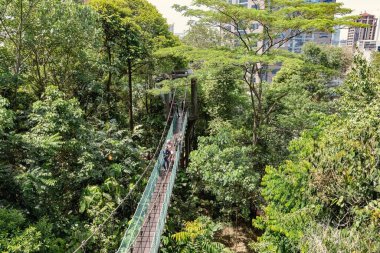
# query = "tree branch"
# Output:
<box><xmin>213</xmin><ymin>6</ymin><xmax>251</xmax><ymax>51</ymax></box>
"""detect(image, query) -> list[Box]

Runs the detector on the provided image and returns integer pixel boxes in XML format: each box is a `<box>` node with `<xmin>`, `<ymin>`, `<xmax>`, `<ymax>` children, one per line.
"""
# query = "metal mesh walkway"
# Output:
<box><xmin>117</xmin><ymin>111</ymin><xmax>188</xmax><ymax>253</ymax></box>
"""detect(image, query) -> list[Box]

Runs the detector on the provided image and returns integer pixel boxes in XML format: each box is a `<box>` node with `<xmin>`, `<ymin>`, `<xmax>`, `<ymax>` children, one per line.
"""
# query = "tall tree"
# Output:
<box><xmin>89</xmin><ymin>0</ymin><xmax>177</xmax><ymax>130</ymax></box>
<box><xmin>0</xmin><ymin>0</ymin><xmax>99</xmax><ymax>104</ymax></box>
<box><xmin>0</xmin><ymin>0</ymin><xmax>39</xmax><ymax>106</ymax></box>
<box><xmin>24</xmin><ymin>0</ymin><xmax>99</xmax><ymax>98</ymax></box>
<box><xmin>182</xmin><ymin>22</ymin><xmax>222</xmax><ymax>48</ymax></box>
<box><xmin>88</xmin><ymin>0</ymin><xmax>130</xmax><ymax>120</ymax></box>
<box><xmin>175</xmin><ymin>0</ymin><xmax>357</xmax><ymax>146</ymax></box>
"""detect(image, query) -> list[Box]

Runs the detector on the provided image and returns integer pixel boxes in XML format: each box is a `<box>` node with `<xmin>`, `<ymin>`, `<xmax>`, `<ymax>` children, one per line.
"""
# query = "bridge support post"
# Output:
<box><xmin>184</xmin><ymin>77</ymin><xmax>198</xmax><ymax>168</ymax></box>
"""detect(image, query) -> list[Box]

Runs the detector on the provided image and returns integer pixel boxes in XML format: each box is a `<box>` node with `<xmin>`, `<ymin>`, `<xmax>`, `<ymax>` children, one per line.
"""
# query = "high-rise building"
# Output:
<box><xmin>226</xmin><ymin>0</ymin><xmax>337</xmax><ymax>53</ymax></box>
<box><xmin>222</xmin><ymin>0</ymin><xmax>264</xmax><ymax>47</ymax></box>
<box><xmin>346</xmin><ymin>12</ymin><xmax>378</xmax><ymax>48</ymax></box>
<box><xmin>169</xmin><ymin>24</ymin><xmax>175</xmax><ymax>34</ymax></box>
<box><xmin>356</xmin><ymin>40</ymin><xmax>380</xmax><ymax>61</ymax></box>
<box><xmin>331</xmin><ymin>28</ymin><xmax>341</xmax><ymax>46</ymax></box>
<box><xmin>306</xmin><ymin>0</ymin><xmax>335</xmax><ymax>2</ymax></box>
<box><xmin>230</xmin><ymin>0</ymin><xmax>263</xmax><ymax>9</ymax></box>
<box><xmin>224</xmin><ymin>0</ymin><xmax>337</xmax><ymax>81</ymax></box>
<box><xmin>285</xmin><ymin>0</ymin><xmax>337</xmax><ymax>53</ymax></box>
<box><xmin>226</xmin><ymin>0</ymin><xmax>264</xmax><ymax>29</ymax></box>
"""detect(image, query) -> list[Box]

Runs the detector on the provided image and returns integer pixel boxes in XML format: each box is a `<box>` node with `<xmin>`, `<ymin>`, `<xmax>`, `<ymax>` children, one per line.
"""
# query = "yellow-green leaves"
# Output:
<box><xmin>171</xmin><ymin>216</ymin><xmax>229</xmax><ymax>253</ymax></box>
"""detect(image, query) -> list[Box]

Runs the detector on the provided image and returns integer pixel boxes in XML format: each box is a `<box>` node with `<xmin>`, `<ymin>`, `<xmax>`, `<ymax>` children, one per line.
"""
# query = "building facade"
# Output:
<box><xmin>229</xmin><ymin>0</ymin><xmax>263</xmax><ymax>9</ymax></box>
<box><xmin>306</xmin><ymin>0</ymin><xmax>335</xmax><ymax>2</ymax></box>
<box><xmin>227</xmin><ymin>0</ymin><xmax>337</xmax><ymax>53</ymax></box>
<box><xmin>356</xmin><ymin>40</ymin><xmax>380</xmax><ymax>61</ymax></box>
<box><xmin>225</xmin><ymin>0</ymin><xmax>338</xmax><ymax>81</ymax></box>
<box><xmin>285</xmin><ymin>0</ymin><xmax>337</xmax><ymax>53</ymax></box>
<box><xmin>346</xmin><ymin>13</ymin><xmax>378</xmax><ymax>48</ymax></box>
<box><xmin>168</xmin><ymin>24</ymin><xmax>175</xmax><ymax>34</ymax></box>
<box><xmin>222</xmin><ymin>0</ymin><xmax>264</xmax><ymax>47</ymax></box>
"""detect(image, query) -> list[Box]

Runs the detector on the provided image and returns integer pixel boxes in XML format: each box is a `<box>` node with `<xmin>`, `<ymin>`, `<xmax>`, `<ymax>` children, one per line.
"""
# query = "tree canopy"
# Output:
<box><xmin>1</xmin><ymin>0</ymin><xmax>378</xmax><ymax>252</ymax></box>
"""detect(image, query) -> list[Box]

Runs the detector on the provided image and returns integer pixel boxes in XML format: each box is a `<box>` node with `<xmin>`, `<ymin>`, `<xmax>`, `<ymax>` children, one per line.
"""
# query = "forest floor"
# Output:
<box><xmin>217</xmin><ymin>225</ymin><xmax>257</xmax><ymax>253</ymax></box>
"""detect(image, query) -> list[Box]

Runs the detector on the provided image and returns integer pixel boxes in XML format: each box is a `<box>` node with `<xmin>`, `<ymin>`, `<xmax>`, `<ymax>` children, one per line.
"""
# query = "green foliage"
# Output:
<box><xmin>0</xmin><ymin>208</ymin><xmax>60</xmax><ymax>253</ymax></box>
<box><xmin>200</xmin><ymin>64</ymin><xmax>247</xmax><ymax>120</ymax></box>
<box><xmin>253</xmin><ymin>207</ymin><xmax>319</xmax><ymax>253</ymax></box>
<box><xmin>0</xmin><ymin>96</ymin><xmax>13</xmax><ymax>134</ymax></box>
<box><xmin>307</xmin><ymin>106</ymin><xmax>380</xmax><ymax>220</ymax></box>
<box><xmin>15</xmin><ymin>86</ymin><xmax>86</xmax><ymax>218</ymax></box>
<box><xmin>170</xmin><ymin>216</ymin><xmax>230</xmax><ymax>253</ymax></box>
<box><xmin>0</xmin><ymin>0</ymin><xmax>174</xmax><ymax>251</ymax></box>
<box><xmin>258</xmin><ymin>43</ymin><xmax>352</xmax><ymax>166</ymax></box>
<box><xmin>371</xmin><ymin>51</ymin><xmax>380</xmax><ymax>71</ymax></box>
<box><xmin>175</xmin><ymin>0</ymin><xmax>355</xmax><ymax>47</ymax></box>
<box><xmin>254</xmin><ymin>54</ymin><xmax>380</xmax><ymax>252</ymax></box>
<box><xmin>302</xmin><ymin>42</ymin><xmax>352</xmax><ymax>72</ymax></box>
<box><xmin>300</xmin><ymin>222</ymin><xmax>380</xmax><ymax>253</ymax></box>
<box><xmin>5</xmin><ymin>226</ymin><xmax>42</xmax><ymax>253</ymax></box>
<box><xmin>0</xmin><ymin>208</ymin><xmax>25</xmax><ymax>234</ymax></box>
<box><xmin>27</xmin><ymin>86</ymin><xmax>84</xmax><ymax>138</ymax></box>
<box><xmin>174</xmin><ymin>0</ymin><xmax>358</xmax><ymax>150</ymax></box>
<box><xmin>183</xmin><ymin>44</ymin><xmax>351</xmax><ymax>243</ymax></box>
<box><xmin>1</xmin><ymin>0</ymin><xmax>377</xmax><ymax>252</ymax></box>
<box><xmin>0</xmin><ymin>0</ymin><xmax>100</xmax><ymax>100</ymax></box>
<box><xmin>182</xmin><ymin>22</ymin><xmax>222</xmax><ymax>49</ymax></box>
<box><xmin>153</xmin><ymin>47</ymin><xmax>189</xmax><ymax>74</ymax></box>
<box><xmin>79</xmin><ymin>177</ymin><xmax>122</xmax><ymax>217</ymax></box>
<box><xmin>262</xmin><ymin>161</ymin><xmax>311</xmax><ymax>213</ymax></box>
<box><xmin>25</xmin><ymin>0</ymin><xmax>100</xmax><ymax>95</ymax></box>
<box><xmin>1</xmin><ymin>85</ymin><xmax>143</xmax><ymax>251</ymax></box>
<box><xmin>340</xmin><ymin>54</ymin><xmax>380</xmax><ymax>110</ymax></box>
<box><xmin>189</xmin><ymin>120</ymin><xmax>259</xmax><ymax>219</ymax></box>
<box><xmin>88</xmin><ymin>0</ymin><xmax>178</xmax><ymax>127</ymax></box>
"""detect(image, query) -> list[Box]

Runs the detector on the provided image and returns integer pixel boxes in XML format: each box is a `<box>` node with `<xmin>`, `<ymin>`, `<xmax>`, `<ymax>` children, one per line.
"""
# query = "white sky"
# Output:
<box><xmin>147</xmin><ymin>0</ymin><xmax>380</xmax><ymax>40</ymax></box>
<box><xmin>147</xmin><ymin>0</ymin><xmax>192</xmax><ymax>34</ymax></box>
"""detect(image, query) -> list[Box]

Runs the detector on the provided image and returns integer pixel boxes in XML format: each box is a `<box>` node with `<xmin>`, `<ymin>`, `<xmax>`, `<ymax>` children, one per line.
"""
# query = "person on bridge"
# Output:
<box><xmin>163</xmin><ymin>142</ymin><xmax>171</xmax><ymax>170</ymax></box>
<box><xmin>170</xmin><ymin>146</ymin><xmax>175</xmax><ymax>168</ymax></box>
<box><xmin>171</xmin><ymin>100</ymin><xmax>180</xmax><ymax>118</ymax></box>
<box><xmin>181</xmin><ymin>100</ymin><xmax>185</xmax><ymax>113</ymax></box>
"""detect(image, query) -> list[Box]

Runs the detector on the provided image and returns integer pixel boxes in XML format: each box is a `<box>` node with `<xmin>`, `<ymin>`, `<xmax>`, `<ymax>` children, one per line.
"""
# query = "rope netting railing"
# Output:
<box><xmin>150</xmin><ymin>112</ymin><xmax>188</xmax><ymax>253</ymax></box>
<box><xmin>116</xmin><ymin>113</ymin><xmax>183</xmax><ymax>252</ymax></box>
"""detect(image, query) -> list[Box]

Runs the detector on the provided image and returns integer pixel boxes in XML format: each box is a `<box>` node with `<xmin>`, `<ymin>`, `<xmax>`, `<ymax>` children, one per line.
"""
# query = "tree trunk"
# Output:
<box><xmin>145</xmin><ymin>78</ymin><xmax>149</xmax><ymax>115</ymax></box>
<box><xmin>184</xmin><ymin>78</ymin><xmax>199</xmax><ymax>168</ymax></box>
<box><xmin>247</xmin><ymin>71</ymin><xmax>259</xmax><ymax>146</ymax></box>
<box><xmin>128</xmin><ymin>59</ymin><xmax>134</xmax><ymax>132</ymax></box>
<box><xmin>249</xmin><ymin>88</ymin><xmax>259</xmax><ymax>146</ymax></box>
<box><xmin>106</xmin><ymin>45</ymin><xmax>112</xmax><ymax>118</ymax></box>
<box><xmin>254</xmin><ymin>63</ymin><xmax>263</xmax><ymax>146</ymax></box>
<box><xmin>246</xmin><ymin>63</ymin><xmax>263</xmax><ymax>147</ymax></box>
<box><xmin>33</xmin><ymin>51</ymin><xmax>44</xmax><ymax>97</ymax></box>
<box><xmin>15</xmin><ymin>0</ymin><xmax>23</xmax><ymax>76</ymax></box>
<box><xmin>12</xmin><ymin>0</ymin><xmax>24</xmax><ymax>108</ymax></box>
<box><xmin>190</xmin><ymin>78</ymin><xmax>198</xmax><ymax>120</ymax></box>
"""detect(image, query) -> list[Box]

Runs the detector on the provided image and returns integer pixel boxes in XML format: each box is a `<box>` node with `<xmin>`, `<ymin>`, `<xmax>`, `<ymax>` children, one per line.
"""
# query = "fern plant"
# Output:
<box><xmin>171</xmin><ymin>216</ymin><xmax>231</xmax><ymax>253</ymax></box>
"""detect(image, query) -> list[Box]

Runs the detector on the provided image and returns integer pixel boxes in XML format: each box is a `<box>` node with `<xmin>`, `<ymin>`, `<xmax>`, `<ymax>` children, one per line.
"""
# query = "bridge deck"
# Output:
<box><xmin>130</xmin><ymin>169</ymin><xmax>172</xmax><ymax>253</ymax></box>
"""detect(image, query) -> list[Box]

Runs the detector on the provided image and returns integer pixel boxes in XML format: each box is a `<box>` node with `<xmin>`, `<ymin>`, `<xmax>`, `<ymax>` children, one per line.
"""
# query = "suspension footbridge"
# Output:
<box><xmin>117</xmin><ymin>111</ymin><xmax>188</xmax><ymax>253</ymax></box>
<box><xmin>73</xmin><ymin>78</ymin><xmax>198</xmax><ymax>253</ymax></box>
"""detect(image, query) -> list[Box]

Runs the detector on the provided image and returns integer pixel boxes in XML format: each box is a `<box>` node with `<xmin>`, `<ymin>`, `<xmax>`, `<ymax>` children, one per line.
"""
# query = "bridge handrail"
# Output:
<box><xmin>116</xmin><ymin>114</ymin><xmax>178</xmax><ymax>252</ymax></box>
<box><xmin>151</xmin><ymin>112</ymin><xmax>188</xmax><ymax>252</ymax></box>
